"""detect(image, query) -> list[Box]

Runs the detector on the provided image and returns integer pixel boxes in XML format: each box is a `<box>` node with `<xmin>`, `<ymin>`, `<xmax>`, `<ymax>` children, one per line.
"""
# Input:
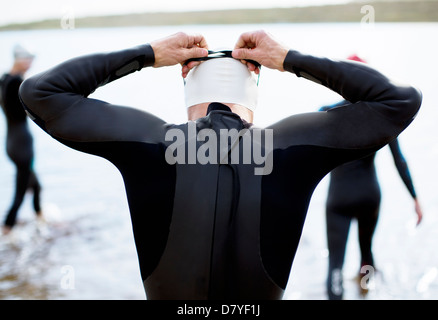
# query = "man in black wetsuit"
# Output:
<box><xmin>320</xmin><ymin>54</ymin><xmax>423</xmax><ymax>300</ymax></box>
<box><xmin>321</xmin><ymin>102</ymin><xmax>423</xmax><ymax>300</ymax></box>
<box><xmin>19</xmin><ymin>30</ymin><xmax>422</xmax><ymax>299</ymax></box>
<box><xmin>1</xmin><ymin>45</ymin><xmax>43</xmax><ymax>235</ymax></box>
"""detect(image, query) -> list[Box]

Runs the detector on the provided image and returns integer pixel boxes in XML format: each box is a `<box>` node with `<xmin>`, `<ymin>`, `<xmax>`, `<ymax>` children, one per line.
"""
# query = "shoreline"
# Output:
<box><xmin>1</xmin><ymin>1</ymin><xmax>438</xmax><ymax>31</ymax></box>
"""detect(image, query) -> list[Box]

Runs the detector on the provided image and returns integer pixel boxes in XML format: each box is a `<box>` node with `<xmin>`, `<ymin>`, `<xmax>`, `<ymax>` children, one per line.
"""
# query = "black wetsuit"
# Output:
<box><xmin>320</xmin><ymin>102</ymin><xmax>418</xmax><ymax>300</ymax></box>
<box><xmin>19</xmin><ymin>44</ymin><xmax>421</xmax><ymax>299</ymax></box>
<box><xmin>1</xmin><ymin>73</ymin><xmax>42</xmax><ymax>228</ymax></box>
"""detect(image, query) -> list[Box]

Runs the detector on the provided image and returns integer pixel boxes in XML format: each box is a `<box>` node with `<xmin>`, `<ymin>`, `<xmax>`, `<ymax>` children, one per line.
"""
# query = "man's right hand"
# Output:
<box><xmin>150</xmin><ymin>32</ymin><xmax>208</xmax><ymax>72</ymax></box>
<box><xmin>232</xmin><ymin>30</ymin><xmax>289</xmax><ymax>74</ymax></box>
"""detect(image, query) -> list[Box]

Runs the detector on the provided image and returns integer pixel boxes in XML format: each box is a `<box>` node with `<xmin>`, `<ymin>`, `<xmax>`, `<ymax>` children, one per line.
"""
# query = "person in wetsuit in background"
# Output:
<box><xmin>321</xmin><ymin>53</ymin><xmax>423</xmax><ymax>300</ymax></box>
<box><xmin>1</xmin><ymin>45</ymin><xmax>43</xmax><ymax>235</ymax></box>
<box><xmin>19</xmin><ymin>31</ymin><xmax>422</xmax><ymax>299</ymax></box>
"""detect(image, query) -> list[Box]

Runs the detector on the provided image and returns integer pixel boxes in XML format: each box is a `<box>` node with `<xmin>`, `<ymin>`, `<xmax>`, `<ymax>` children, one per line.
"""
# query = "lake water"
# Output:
<box><xmin>0</xmin><ymin>22</ymin><xmax>437</xmax><ymax>300</ymax></box>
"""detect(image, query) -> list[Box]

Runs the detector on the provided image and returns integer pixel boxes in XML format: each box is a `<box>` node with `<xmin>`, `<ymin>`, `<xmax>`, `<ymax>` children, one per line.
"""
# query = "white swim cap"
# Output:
<box><xmin>184</xmin><ymin>56</ymin><xmax>259</xmax><ymax>111</ymax></box>
<box><xmin>13</xmin><ymin>44</ymin><xmax>35</xmax><ymax>60</ymax></box>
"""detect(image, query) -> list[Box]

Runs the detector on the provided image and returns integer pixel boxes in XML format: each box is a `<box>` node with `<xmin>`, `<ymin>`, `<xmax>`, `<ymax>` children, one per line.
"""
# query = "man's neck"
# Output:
<box><xmin>187</xmin><ymin>102</ymin><xmax>253</xmax><ymax>123</ymax></box>
<box><xmin>9</xmin><ymin>66</ymin><xmax>24</xmax><ymax>76</ymax></box>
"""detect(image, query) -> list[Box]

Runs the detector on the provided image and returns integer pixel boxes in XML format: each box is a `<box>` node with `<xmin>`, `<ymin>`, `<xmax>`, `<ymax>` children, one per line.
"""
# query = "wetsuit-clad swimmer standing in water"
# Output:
<box><xmin>321</xmin><ymin>54</ymin><xmax>423</xmax><ymax>299</ymax></box>
<box><xmin>1</xmin><ymin>45</ymin><xmax>43</xmax><ymax>235</ymax></box>
<box><xmin>323</xmin><ymin>103</ymin><xmax>423</xmax><ymax>299</ymax></box>
<box><xmin>19</xmin><ymin>31</ymin><xmax>422</xmax><ymax>299</ymax></box>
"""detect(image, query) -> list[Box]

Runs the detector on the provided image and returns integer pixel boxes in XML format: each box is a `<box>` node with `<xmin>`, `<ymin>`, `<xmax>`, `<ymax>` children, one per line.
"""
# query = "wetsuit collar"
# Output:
<box><xmin>207</xmin><ymin>102</ymin><xmax>232</xmax><ymax>114</ymax></box>
<box><xmin>206</xmin><ymin>102</ymin><xmax>252</xmax><ymax>128</ymax></box>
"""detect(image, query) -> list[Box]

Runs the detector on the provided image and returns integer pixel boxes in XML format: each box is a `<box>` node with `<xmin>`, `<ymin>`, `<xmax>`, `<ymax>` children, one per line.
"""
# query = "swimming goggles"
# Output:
<box><xmin>184</xmin><ymin>50</ymin><xmax>261</xmax><ymax>69</ymax></box>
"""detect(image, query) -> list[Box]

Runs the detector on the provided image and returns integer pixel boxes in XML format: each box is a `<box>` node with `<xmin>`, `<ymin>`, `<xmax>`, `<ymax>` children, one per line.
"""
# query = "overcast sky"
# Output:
<box><xmin>0</xmin><ymin>0</ymin><xmax>350</xmax><ymax>26</ymax></box>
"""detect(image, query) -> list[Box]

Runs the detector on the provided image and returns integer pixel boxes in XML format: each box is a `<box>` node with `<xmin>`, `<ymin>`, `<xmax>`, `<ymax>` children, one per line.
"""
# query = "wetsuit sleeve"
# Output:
<box><xmin>388</xmin><ymin>138</ymin><xmax>417</xmax><ymax>198</ymax></box>
<box><xmin>271</xmin><ymin>50</ymin><xmax>422</xmax><ymax>152</ymax></box>
<box><xmin>19</xmin><ymin>44</ymin><xmax>167</xmax><ymax>153</ymax></box>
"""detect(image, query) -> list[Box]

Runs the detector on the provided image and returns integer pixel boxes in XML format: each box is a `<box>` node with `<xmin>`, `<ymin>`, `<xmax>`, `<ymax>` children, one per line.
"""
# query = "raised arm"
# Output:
<box><xmin>19</xmin><ymin>32</ymin><xmax>208</xmax><ymax>152</ymax></box>
<box><xmin>232</xmin><ymin>30</ymin><xmax>422</xmax><ymax>151</ymax></box>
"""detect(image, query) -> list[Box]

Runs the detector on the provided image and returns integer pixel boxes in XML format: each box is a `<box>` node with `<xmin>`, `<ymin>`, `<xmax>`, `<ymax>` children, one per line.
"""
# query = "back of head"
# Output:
<box><xmin>184</xmin><ymin>55</ymin><xmax>259</xmax><ymax>112</ymax></box>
